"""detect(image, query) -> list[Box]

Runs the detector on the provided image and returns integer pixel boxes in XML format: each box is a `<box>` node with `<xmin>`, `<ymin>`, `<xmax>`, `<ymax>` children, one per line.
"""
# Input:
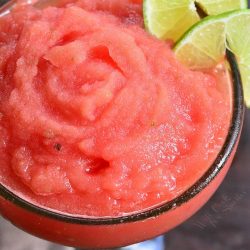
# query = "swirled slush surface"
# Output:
<box><xmin>0</xmin><ymin>0</ymin><xmax>231</xmax><ymax>216</ymax></box>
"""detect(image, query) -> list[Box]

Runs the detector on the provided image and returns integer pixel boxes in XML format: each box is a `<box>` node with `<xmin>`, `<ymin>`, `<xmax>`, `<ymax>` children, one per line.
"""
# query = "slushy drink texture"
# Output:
<box><xmin>0</xmin><ymin>0</ymin><xmax>232</xmax><ymax>217</ymax></box>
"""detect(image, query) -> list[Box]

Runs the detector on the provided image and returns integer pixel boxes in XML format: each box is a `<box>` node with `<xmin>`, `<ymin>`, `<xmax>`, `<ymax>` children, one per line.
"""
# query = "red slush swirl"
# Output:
<box><xmin>0</xmin><ymin>3</ymin><xmax>230</xmax><ymax>215</ymax></box>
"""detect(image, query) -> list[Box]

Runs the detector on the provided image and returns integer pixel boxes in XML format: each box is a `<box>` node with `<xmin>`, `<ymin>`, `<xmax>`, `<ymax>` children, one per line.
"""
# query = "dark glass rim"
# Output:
<box><xmin>0</xmin><ymin>0</ymin><xmax>245</xmax><ymax>224</ymax></box>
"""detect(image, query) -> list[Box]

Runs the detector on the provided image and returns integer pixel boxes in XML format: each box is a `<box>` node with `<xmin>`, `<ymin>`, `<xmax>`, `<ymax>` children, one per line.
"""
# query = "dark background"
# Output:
<box><xmin>0</xmin><ymin>1</ymin><xmax>250</xmax><ymax>250</ymax></box>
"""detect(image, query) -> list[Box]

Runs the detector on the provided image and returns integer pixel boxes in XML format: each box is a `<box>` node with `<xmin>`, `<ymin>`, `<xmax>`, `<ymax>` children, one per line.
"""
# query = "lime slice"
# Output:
<box><xmin>174</xmin><ymin>10</ymin><xmax>250</xmax><ymax>107</ymax></box>
<box><xmin>143</xmin><ymin>0</ymin><xmax>200</xmax><ymax>41</ymax></box>
<box><xmin>196</xmin><ymin>0</ymin><xmax>248</xmax><ymax>15</ymax></box>
<box><xmin>226</xmin><ymin>11</ymin><xmax>250</xmax><ymax>107</ymax></box>
<box><xmin>174</xmin><ymin>14</ymin><xmax>227</xmax><ymax>70</ymax></box>
<box><xmin>143</xmin><ymin>0</ymin><xmax>247</xmax><ymax>42</ymax></box>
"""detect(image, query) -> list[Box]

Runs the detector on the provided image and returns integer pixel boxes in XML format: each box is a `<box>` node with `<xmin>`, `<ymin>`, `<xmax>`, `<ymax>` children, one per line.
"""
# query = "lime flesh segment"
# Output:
<box><xmin>239</xmin><ymin>65</ymin><xmax>250</xmax><ymax>107</ymax></box>
<box><xmin>226</xmin><ymin>12</ymin><xmax>250</xmax><ymax>107</ymax></box>
<box><xmin>143</xmin><ymin>0</ymin><xmax>247</xmax><ymax>42</ymax></box>
<box><xmin>174</xmin><ymin>10</ymin><xmax>250</xmax><ymax>107</ymax></box>
<box><xmin>144</xmin><ymin>0</ymin><xmax>200</xmax><ymax>42</ymax></box>
<box><xmin>196</xmin><ymin>0</ymin><xmax>248</xmax><ymax>15</ymax></box>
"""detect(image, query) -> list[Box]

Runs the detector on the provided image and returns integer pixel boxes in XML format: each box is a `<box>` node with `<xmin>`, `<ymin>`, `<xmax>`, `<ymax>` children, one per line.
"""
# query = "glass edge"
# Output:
<box><xmin>0</xmin><ymin>0</ymin><xmax>245</xmax><ymax>225</ymax></box>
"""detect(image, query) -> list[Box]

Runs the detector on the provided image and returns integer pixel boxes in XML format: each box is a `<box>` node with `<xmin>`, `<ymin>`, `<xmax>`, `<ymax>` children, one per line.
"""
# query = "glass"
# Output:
<box><xmin>0</xmin><ymin>1</ymin><xmax>245</xmax><ymax>249</ymax></box>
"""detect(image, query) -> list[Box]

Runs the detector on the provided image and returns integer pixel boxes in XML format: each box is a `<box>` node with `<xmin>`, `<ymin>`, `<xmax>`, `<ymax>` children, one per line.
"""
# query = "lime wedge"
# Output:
<box><xmin>174</xmin><ymin>10</ymin><xmax>250</xmax><ymax>107</ymax></box>
<box><xmin>143</xmin><ymin>0</ymin><xmax>247</xmax><ymax>42</ymax></box>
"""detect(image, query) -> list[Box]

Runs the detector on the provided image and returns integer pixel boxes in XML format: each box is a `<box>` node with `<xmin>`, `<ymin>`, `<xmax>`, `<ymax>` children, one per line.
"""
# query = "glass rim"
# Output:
<box><xmin>0</xmin><ymin>1</ymin><xmax>245</xmax><ymax>224</ymax></box>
